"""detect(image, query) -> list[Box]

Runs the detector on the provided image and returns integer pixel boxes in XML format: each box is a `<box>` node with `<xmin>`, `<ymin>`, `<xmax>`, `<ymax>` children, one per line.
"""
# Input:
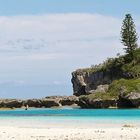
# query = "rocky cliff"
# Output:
<box><xmin>71</xmin><ymin>69</ymin><xmax>116</xmax><ymax>96</ymax></box>
<box><xmin>71</xmin><ymin>68</ymin><xmax>140</xmax><ymax>108</ymax></box>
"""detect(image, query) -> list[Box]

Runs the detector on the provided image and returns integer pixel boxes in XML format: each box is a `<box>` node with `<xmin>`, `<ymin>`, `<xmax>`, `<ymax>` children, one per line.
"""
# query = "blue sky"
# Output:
<box><xmin>0</xmin><ymin>0</ymin><xmax>140</xmax><ymax>98</ymax></box>
<box><xmin>0</xmin><ymin>0</ymin><xmax>140</xmax><ymax>17</ymax></box>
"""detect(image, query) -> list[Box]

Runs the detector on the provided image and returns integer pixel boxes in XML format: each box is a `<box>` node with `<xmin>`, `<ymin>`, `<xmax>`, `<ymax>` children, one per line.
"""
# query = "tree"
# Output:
<box><xmin>121</xmin><ymin>14</ymin><xmax>138</xmax><ymax>58</ymax></box>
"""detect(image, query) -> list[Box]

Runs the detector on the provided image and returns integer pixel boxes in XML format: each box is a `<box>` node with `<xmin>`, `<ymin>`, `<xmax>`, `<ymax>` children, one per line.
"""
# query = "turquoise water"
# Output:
<box><xmin>0</xmin><ymin>108</ymin><xmax>140</xmax><ymax>120</ymax></box>
<box><xmin>0</xmin><ymin>108</ymin><xmax>140</xmax><ymax>127</ymax></box>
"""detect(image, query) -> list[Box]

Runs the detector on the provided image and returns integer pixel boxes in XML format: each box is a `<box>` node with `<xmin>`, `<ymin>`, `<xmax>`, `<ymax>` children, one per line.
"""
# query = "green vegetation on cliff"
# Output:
<box><xmin>109</xmin><ymin>79</ymin><xmax>140</xmax><ymax>96</ymax></box>
<box><xmin>83</xmin><ymin>79</ymin><xmax>140</xmax><ymax>100</ymax></box>
<box><xmin>82</xmin><ymin>47</ymin><xmax>140</xmax><ymax>79</ymax></box>
<box><xmin>87</xmin><ymin>92</ymin><xmax>117</xmax><ymax>100</ymax></box>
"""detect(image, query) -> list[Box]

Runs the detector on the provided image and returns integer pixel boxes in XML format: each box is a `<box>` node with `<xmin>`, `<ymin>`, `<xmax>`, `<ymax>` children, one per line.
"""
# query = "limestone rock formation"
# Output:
<box><xmin>42</xmin><ymin>98</ymin><xmax>61</xmax><ymax>107</ymax></box>
<box><xmin>118</xmin><ymin>92</ymin><xmax>140</xmax><ymax>108</ymax></box>
<box><xmin>71</xmin><ymin>69</ymin><xmax>114</xmax><ymax>96</ymax></box>
<box><xmin>78</xmin><ymin>95</ymin><xmax>117</xmax><ymax>108</ymax></box>
<box><xmin>0</xmin><ymin>96</ymin><xmax>79</xmax><ymax>109</ymax></box>
<box><xmin>25</xmin><ymin>99</ymin><xmax>42</xmax><ymax>107</ymax></box>
<box><xmin>0</xmin><ymin>99</ymin><xmax>23</xmax><ymax>108</ymax></box>
<box><xmin>60</xmin><ymin>96</ymin><xmax>79</xmax><ymax>106</ymax></box>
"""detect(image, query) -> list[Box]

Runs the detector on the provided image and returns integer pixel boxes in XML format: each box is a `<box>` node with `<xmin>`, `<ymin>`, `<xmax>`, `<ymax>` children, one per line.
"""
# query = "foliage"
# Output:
<box><xmin>85</xmin><ymin>79</ymin><xmax>140</xmax><ymax>100</ymax></box>
<box><xmin>108</xmin><ymin>79</ymin><xmax>140</xmax><ymax>96</ymax></box>
<box><xmin>87</xmin><ymin>92</ymin><xmax>118</xmax><ymax>100</ymax></box>
<box><xmin>82</xmin><ymin>48</ymin><xmax>140</xmax><ymax>79</ymax></box>
<box><xmin>120</xmin><ymin>14</ymin><xmax>138</xmax><ymax>58</ymax></box>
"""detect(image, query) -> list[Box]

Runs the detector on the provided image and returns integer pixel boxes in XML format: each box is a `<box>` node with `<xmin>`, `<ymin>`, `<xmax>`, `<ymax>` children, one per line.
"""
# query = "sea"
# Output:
<box><xmin>0</xmin><ymin>108</ymin><xmax>140</xmax><ymax>128</ymax></box>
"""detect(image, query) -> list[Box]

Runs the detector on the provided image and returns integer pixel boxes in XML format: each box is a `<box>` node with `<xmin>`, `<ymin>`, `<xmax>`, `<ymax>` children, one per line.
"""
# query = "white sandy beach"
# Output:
<box><xmin>0</xmin><ymin>126</ymin><xmax>140</xmax><ymax>140</ymax></box>
<box><xmin>0</xmin><ymin>118</ymin><xmax>140</xmax><ymax>140</ymax></box>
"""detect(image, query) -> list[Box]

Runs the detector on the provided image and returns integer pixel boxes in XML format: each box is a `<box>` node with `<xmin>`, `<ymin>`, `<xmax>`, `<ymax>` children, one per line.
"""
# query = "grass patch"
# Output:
<box><xmin>108</xmin><ymin>79</ymin><xmax>140</xmax><ymax>96</ymax></box>
<box><xmin>87</xmin><ymin>92</ymin><xmax>118</xmax><ymax>100</ymax></box>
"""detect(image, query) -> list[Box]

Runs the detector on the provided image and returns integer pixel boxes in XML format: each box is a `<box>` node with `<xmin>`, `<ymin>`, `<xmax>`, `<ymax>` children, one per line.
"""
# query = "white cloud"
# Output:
<box><xmin>0</xmin><ymin>13</ymin><xmax>121</xmax><ymax>40</ymax></box>
<box><xmin>0</xmin><ymin>13</ymin><xmax>139</xmax><ymax>55</ymax></box>
<box><xmin>0</xmin><ymin>53</ymin><xmax>65</xmax><ymax>61</ymax></box>
<box><xmin>0</xmin><ymin>13</ymin><xmax>124</xmax><ymax>61</ymax></box>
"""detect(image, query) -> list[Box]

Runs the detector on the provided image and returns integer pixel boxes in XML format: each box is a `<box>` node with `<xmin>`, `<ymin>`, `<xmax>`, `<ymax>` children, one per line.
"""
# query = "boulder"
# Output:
<box><xmin>42</xmin><ymin>98</ymin><xmax>61</xmax><ymax>107</ymax></box>
<box><xmin>0</xmin><ymin>99</ymin><xmax>23</xmax><ymax>108</ymax></box>
<box><xmin>25</xmin><ymin>99</ymin><xmax>43</xmax><ymax>107</ymax></box>
<box><xmin>118</xmin><ymin>92</ymin><xmax>140</xmax><ymax>108</ymax></box>
<box><xmin>78</xmin><ymin>95</ymin><xmax>117</xmax><ymax>108</ymax></box>
<box><xmin>60</xmin><ymin>96</ymin><xmax>79</xmax><ymax>106</ymax></box>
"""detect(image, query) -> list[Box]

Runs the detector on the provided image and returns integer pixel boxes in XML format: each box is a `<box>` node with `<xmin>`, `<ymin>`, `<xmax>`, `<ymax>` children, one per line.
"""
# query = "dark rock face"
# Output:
<box><xmin>77</xmin><ymin>91</ymin><xmax>140</xmax><ymax>109</ymax></box>
<box><xmin>71</xmin><ymin>71</ymin><xmax>87</xmax><ymax>96</ymax></box>
<box><xmin>118</xmin><ymin>92</ymin><xmax>140</xmax><ymax>108</ymax></box>
<box><xmin>0</xmin><ymin>96</ymin><xmax>79</xmax><ymax>108</ymax></box>
<box><xmin>42</xmin><ymin>98</ymin><xmax>61</xmax><ymax>107</ymax></box>
<box><xmin>0</xmin><ymin>99</ymin><xmax>23</xmax><ymax>108</ymax></box>
<box><xmin>78</xmin><ymin>96</ymin><xmax>117</xmax><ymax>109</ymax></box>
<box><xmin>0</xmin><ymin>98</ymin><xmax>61</xmax><ymax>108</ymax></box>
<box><xmin>25</xmin><ymin>99</ymin><xmax>43</xmax><ymax>107</ymax></box>
<box><xmin>71</xmin><ymin>70</ymin><xmax>115</xmax><ymax>96</ymax></box>
<box><xmin>44</xmin><ymin>96</ymin><xmax>79</xmax><ymax>106</ymax></box>
<box><xmin>60</xmin><ymin>96</ymin><xmax>79</xmax><ymax>106</ymax></box>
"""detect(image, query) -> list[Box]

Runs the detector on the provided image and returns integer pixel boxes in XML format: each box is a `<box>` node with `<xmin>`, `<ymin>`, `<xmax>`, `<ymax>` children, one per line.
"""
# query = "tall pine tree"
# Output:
<box><xmin>121</xmin><ymin>14</ymin><xmax>138</xmax><ymax>59</ymax></box>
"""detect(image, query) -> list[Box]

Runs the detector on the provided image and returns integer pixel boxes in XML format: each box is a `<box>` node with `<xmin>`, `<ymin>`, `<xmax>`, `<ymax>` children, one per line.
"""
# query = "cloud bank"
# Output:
<box><xmin>0</xmin><ymin>13</ymin><xmax>122</xmax><ymax>50</ymax></box>
<box><xmin>0</xmin><ymin>13</ymin><xmax>129</xmax><ymax>62</ymax></box>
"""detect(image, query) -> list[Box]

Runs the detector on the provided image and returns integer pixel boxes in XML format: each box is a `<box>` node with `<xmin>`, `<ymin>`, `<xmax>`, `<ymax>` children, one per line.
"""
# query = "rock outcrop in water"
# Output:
<box><xmin>0</xmin><ymin>96</ymin><xmax>79</xmax><ymax>109</ymax></box>
<box><xmin>78</xmin><ymin>97</ymin><xmax>117</xmax><ymax>108</ymax></box>
<box><xmin>118</xmin><ymin>92</ymin><xmax>140</xmax><ymax>108</ymax></box>
<box><xmin>24</xmin><ymin>99</ymin><xmax>43</xmax><ymax>108</ymax></box>
<box><xmin>0</xmin><ymin>99</ymin><xmax>23</xmax><ymax>108</ymax></box>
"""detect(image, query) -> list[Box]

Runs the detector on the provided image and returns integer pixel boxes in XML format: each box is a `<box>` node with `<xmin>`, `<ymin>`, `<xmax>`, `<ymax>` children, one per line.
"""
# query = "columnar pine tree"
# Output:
<box><xmin>121</xmin><ymin>14</ymin><xmax>138</xmax><ymax>59</ymax></box>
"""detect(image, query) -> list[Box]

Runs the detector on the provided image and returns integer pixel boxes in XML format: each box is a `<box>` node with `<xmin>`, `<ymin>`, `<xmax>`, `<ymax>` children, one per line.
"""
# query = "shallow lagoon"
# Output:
<box><xmin>0</xmin><ymin>108</ymin><xmax>140</xmax><ymax>128</ymax></box>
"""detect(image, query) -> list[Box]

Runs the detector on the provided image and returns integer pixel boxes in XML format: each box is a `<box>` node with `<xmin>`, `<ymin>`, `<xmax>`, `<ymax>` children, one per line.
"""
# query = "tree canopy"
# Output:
<box><xmin>121</xmin><ymin>14</ymin><xmax>138</xmax><ymax>58</ymax></box>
